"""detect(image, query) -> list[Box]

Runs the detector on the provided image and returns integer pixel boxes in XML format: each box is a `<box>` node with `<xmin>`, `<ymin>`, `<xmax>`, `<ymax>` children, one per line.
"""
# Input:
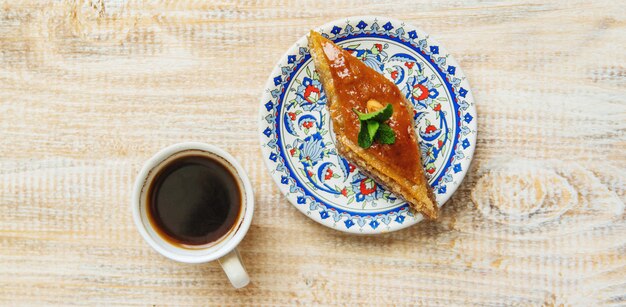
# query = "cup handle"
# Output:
<box><xmin>218</xmin><ymin>248</ymin><xmax>250</xmax><ymax>288</ymax></box>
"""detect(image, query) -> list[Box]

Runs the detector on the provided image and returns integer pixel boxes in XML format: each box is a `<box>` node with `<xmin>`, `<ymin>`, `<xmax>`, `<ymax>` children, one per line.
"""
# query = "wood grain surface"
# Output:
<box><xmin>1</xmin><ymin>0</ymin><xmax>625</xmax><ymax>305</ymax></box>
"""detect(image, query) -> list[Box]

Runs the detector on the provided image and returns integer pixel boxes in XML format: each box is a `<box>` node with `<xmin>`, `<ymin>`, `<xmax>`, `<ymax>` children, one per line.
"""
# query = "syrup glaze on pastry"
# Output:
<box><xmin>308</xmin><ymin>31</ymin><xmax>438</xmax><ymax>219</ymax></box>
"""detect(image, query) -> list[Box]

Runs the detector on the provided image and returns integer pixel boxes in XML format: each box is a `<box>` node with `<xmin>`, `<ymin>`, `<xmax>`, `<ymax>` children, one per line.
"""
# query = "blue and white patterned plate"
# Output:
<box><xmin>259</xmin><ymin>17</ymin><xmax>477</xmax><ymax>234</ymax></box>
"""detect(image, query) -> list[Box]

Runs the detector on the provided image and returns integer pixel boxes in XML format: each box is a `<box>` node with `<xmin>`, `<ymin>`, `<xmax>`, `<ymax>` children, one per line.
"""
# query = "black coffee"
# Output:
<box><xmin>147</xmin><ymin>154</ymin><xmax>242</xmax><ymax>247</ymax></box>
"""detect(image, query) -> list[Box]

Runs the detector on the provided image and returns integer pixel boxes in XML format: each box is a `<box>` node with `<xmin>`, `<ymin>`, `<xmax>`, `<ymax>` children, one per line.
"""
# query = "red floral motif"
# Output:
<box><xmin>404</xmin><ymin>62</ymin><xmax>415</xmax><ymax>69</ymax></box>
<box><xmin>303</xmin><ymin>85</ymin><xmax>320</xmax><ymax>103</ymax></box>
<box><xmin>425</xmin><ymin>125</ymin><xmax>437</xmax><ymax>134</ymax></box>
<box><xmin>390</xmin><ymin>71</ymin><xmax>398</xmax><ymax>80</ymax></box>
<box><xmin>413</xmin><ymin>84</ymin><xmax>429</xmax><ymax>100</ymax></box>
<box><xmin>302</xmin><ymin>121</ymin><xmax>314</xmax><ymax>129</ymax></box>
<box><xmin>288</xmin><ymin>112</ymin><xmax>296</xmax><ymax>120</ymax></box>
<box><xmin>324</xmin><ymin>168</ymin><xmax>333</xmax><ymax>180</ymax></box>
<box><xmin>289</xmin><ymin>148</ymin><xmax>296</xmax><ymax>156</ymax></box>
<box><xmin>426</xmin><ymin>167</ymin><xmax>435</xmax><ymax>174</ymax></box>
<box><xmin>307</xmin><ymin>170</ymin><xmax>313</xmax><ymax>177</ymax></box>
<box><xmin>433</xmin><ymin>103</ymin><xmax>441</xmax><ymax>111</ymax></box>
<box><xmin>341</xmin><ymin>187</ymin><xmax>348</xmax><ymax>196</ymax></box>
<box><xmin>374</xmin><ymin>43</ymin><xmax>383</xmax><ymax>52</ymax></box>
<box><xmin>348</xmin><ymin>163</ymin><xmax>356</xmax><ymax>173</ymax></box>
<box><xmin>438</xmin><ymin>140</ymin><xmax>443</xmax><ymax>148</ymax></box>
<box><xmin>359</xmin><ymin>179</ymin><xmax>376</xmax><ymax>195</ymax></box>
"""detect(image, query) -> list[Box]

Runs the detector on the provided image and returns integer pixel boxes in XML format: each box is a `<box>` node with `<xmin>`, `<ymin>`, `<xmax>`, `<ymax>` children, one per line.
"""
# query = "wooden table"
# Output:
<box><xmin>1</xmin><ymin>1</ymin><xmax>624</xmax><ymax>305</ymax></box>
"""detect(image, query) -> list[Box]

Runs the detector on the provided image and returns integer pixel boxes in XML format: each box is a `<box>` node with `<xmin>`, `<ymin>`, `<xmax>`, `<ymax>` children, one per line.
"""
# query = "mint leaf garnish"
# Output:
<box><xmin>355</xmin><ymin>103</ymin><xmax>396</xmax><ymax>148</ymax></box>
<box><xmin>352</xmin><ymin>104</ymin><xmax>393</xmax><ymax>122</ymax></box>
<box><xmin>353</xmin><ymin>108</ymin><xmax>373</xmax><ymax>120</ymax></box>
<box><xmin>371</xmin><ymin>104</ymin><xmax>393</xmax><ymax>122</ymax></box>
<box><xmin>358</xmin><ymin>121</ymin><xmax>373</xmax><ymax>149</ymax></box>
<box><xmin>366</xmin><ymin>120</ymin><xmax>379</xmax><ymax>141</ymax></box>
<box><xmin>358</xmin><ymin>120</ymin><xmax>380</xmax><ymax>149</ymax></box>
<box><xmin>375</xmin><ymin>123</ymin><xmax>396</xmax><ymax>144</ymax></box>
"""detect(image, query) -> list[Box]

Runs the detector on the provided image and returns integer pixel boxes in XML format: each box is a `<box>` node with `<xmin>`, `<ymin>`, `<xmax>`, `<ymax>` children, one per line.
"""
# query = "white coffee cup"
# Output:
<box><xmin>131</xmin><ymin>142</ymin><xmax>254</xmax><ymax>288</ymax></box>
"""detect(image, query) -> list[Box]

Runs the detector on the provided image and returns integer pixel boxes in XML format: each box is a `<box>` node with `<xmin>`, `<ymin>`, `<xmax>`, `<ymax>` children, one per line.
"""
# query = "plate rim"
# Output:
<box><xmin>258</xmin><ymin>16</ymin><xmax>477</xmax><ymax>234</ymax></box>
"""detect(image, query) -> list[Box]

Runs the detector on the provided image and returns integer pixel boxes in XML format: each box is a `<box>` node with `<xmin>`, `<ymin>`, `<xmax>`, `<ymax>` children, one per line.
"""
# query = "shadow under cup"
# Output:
<box><xmin>135</xmin><ymin>148</ymin><xmax>251</xmax><ymax>264</ymax></box>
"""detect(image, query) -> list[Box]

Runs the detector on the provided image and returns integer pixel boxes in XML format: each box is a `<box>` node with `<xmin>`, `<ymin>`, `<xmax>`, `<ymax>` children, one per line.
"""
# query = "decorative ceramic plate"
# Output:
<box><xmin>259</xmin><ymin>16</ymin><xmax>477</xmax><ymax>234</ymax></box>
